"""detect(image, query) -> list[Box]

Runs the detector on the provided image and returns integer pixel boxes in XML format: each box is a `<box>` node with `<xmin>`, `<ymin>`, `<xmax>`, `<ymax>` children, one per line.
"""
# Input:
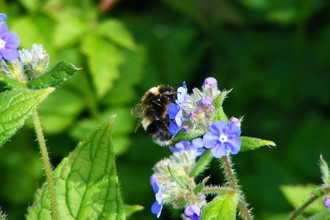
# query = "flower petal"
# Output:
<box><xmin>226</xmin><ymin>137</ymin><xmax>242</xmax><ymax>154</ymax></box>
<box><xmin>184</xmin><ymin>204</ymin><xmax>201</xmax><ymax>220</ymax></box>
<box><xmin>211</xmin><ymin>144</ymin><xmax>227</xmax><ymax>158</ymax></box>
<box><xmin>202</xmin><ymin>131</ymin><xmax>218</xmax><ymax>149</ymax></box>
<box><xmin>168</xmin><ymin>103</ymin><xmax>179</xmax><ymax>119</ymax></box>
<box><xmin>191</xmin><ymin>138</ymin><xmax>204</xmax><ymax>149</ymax></box>
<box><xmin>0</xmin><ymin>22</ymin><xmax>8</xmax><ymax>34</ymax></box>
<box><xmin>169</xmin><ymin>122</ymin><xmax>180</xmax><ymax>136</ymax></box>
<box><xmin>151</xmin><ymin>201</ymin><xmax>163</xmax><ymax>218</ymax></box>
<box><xmin>3</xmin><ymin>31</ymin><xmax>20</xmax><ymax>48</ymax></box>
<box><xmin>209</xmin><ymin>121</ymin><xmax>225</xmax><ymax>136</ymax></box>
<box><xmin>1</xmin><ymin>48</ymin><xmax>19</xmax><ymax>61</ymax></box>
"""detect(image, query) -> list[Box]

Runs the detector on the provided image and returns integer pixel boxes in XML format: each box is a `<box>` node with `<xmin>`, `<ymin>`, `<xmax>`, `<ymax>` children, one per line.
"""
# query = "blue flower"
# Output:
<box><xmin>184</xmin><ymin>204</ymin><xmax>202</xmax><ymax>220</ymax></box>
<box><xmin>150</xmin><ymin>175</ymin><xmax>165</xmax><ymax>218</ymax></box>
<box><xmin>0</xmin><ymin>14</ymin><xmax>6</xmax><ymax>22</ymax></box>
<box><xmin>0</xmin><ymin>17</ymin><xmax>20</xmax><ymax>61</ymax></box>
<box><xmin>169</xmin><ymin>138</ymin><xmax>205</xmax><ymax>157</ymax></box>
<box><xmin>168</xmin><ymin>81</ymin><xmax>188</xmax><ymax>136</ymax></box>
<box><xmin>202</xmin><ymin>121</ymin><xmax>241</xmax><ymax>158</ymax></box>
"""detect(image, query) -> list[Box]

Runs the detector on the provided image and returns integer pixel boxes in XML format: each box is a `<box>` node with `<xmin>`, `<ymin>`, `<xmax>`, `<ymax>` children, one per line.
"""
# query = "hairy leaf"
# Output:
<box><xmin>26</xmin><ymin>116</ymin><xmax>126</xmax><ymax>220</ymax></box>
<box><xmin>0</xmin><ymin>88</ymin><xmax>54</xmax><ymax>146</ymax></box>
<box><xmin>200</xmin><ymin>192</ymin><xmax>239</xmax><ymax>220</ymax></box>
<box><xmin>28</xmin><ymin>60</ymin><xmax>80</xmax><ymax>89</ymax></box>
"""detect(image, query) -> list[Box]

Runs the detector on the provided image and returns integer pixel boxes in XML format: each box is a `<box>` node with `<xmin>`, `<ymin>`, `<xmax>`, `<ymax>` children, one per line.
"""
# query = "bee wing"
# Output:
<box><xmin>134</xmin><ymin>118</ymin><xmax>143</xmax><ymax>133</ymax></box>
<box><xmin>131</xmin><ymin>103</ymin><xmax>145</xmax><ymax>118</ymax></box>
<box><xmin>131</xmin><ymin>103</ymin><xmax>146</xmax><ymax>133</ymax></box>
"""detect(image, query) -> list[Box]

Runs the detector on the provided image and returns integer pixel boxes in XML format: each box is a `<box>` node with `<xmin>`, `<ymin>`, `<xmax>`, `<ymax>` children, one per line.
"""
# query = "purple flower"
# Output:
<box><xmin>184</xmin><ymin>204</ymin><xmax>201</xmax><ymax>220</ymax></box>
<box><xmin>177</xmin><ymin>81</ymin><xmax>187</xmax><ymax>104</ymax></box>
<box><xmin>230</xmin><ymin>117</ymin><xmax>241</xmax><ymax>128</ymax></box>
<box><xmin>324</xmin><ymin>198</ymin><xmax>330</xmax><ymax>208</ymax></box>
<box><xmin>203</xmin><ymin>77</ymin><xmax>218</xmax><ymax>88</ymax></box>
<box><xmin>150</xmin><ymin>175</ymin><xmax>165</xmax><ymax>218</ymax></box>
<box><xmin>197</xmin><ymin>96</ymin><xmax>212</xmax><ymax>108</ymax></box>
<box><xmin>203</xmin><ymin>121</ymin><xmax>241</xmax><ymax>158</ymax></box>
<box><xmin>169</xmin><ymin>138</ymin><xmax>205</xmax><ymax>157</ymax></box>
<box><xmin>0</xmin><ymin>14</ymin><xmax>6</xmax><ymax>22</ymax></box>
<box><xmin>0</xmin><ymin>20</ymin><xmax>19</xmax><ymax>61</ymax></box>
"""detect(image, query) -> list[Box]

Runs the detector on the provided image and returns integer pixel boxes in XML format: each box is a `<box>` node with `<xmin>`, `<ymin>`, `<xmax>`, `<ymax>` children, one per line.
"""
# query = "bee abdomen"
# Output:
<box><xmin>147</xmin><ymin>121</ymin><xmax>172</xmax><ymax>141</ymax></box>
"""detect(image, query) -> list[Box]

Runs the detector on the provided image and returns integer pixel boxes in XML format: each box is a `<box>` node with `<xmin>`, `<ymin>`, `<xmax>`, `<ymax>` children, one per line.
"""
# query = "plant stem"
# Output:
<box><xmin>221</xmin><ymin>155</ymin><xmax>253</xmax><ymax>220</ymax></box>
<box><xmin>288</xmin><ymin>195</ymin><xmax>319</xmax><ymax>220</ymax></box>
<box><xmin>32</xmin><ymin>109</ymin><xmax>59</xmax><ymax>220</ymax></box>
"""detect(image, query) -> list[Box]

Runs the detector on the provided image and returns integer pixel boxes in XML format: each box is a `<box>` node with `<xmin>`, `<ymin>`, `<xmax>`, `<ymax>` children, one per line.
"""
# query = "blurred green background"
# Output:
<box><xmin>0</xmin><ymin>0</ymin><xmax>330</xmax><ymax>219</ymax></box>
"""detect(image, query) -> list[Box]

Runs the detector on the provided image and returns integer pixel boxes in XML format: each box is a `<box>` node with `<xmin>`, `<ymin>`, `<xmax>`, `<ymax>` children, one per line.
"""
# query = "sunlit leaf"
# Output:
<box><xmin>200</xmin><ymin>192</ymin><xmax>239</xmax><ymax>220</ymax></box>
<box><xmin>81</xmin><ymin>34</ymin><xmax>123</xmax><ymax>98</ymax></box>
<box><xmin>0</xmin><ymin>88</ymin><xmax>54</xmax><ymax>146</ymax></box>
<box><xmin>27</xmin><ymin>116</ymin><xmax>126</xmax><ymax>219</ymax></box>
<box><xmin>240</xmin><ymin>136</ymin><xmax>275</xmax><ymax>151</ymax></box>
<box><xmin>28</xmin><ymin>61</ymin><xmax>80</xmax><ymax>89</ymax></box>
<box><xmin>98</xmin><ymin>19</ymin><xmax>136</xmax><ymax>50</ymax></box>
<box><xmin>280</xmin><ymin>184</ymin><xmax>325</xmax><ymax>215</ymax></box>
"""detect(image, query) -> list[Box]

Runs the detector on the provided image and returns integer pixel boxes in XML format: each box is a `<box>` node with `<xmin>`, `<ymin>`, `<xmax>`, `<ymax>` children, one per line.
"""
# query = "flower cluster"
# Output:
<box><xmin>168</xmin><ymin>77</ymin><xmax>242</xmax><ymax>158</ymax></box>
<box><xmin>150</xmin><ymin>148</ymin><xmax>205</xmax><ymax>219</ymax></box>
<box><xmin>149</xmin><ymin>78</ymin><xmax>245</xmax><ymax>218</ymax></box>
<box><xmin>0</xmin><ymin>14</ymin><xmax>19</xmax><ymax>61</ymax></box>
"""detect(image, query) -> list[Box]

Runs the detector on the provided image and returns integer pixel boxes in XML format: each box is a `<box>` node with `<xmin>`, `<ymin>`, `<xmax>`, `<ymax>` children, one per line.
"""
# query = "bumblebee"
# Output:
<box><xmin>131</xmin><ymin>85</ymin><xmax>175</xmax><ymax>146</ymax></box>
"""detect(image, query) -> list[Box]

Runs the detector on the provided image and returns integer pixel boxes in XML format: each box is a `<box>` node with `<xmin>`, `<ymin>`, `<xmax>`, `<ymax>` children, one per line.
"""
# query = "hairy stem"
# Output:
<box><xmin>32</xmin><ymin>109</ymin><xmax>58</xmax><ymax>220</ymax></box>
<box><xmin>221</xmin><ymin>155</ymin><xmax>253</xmax><ymax>220</ymax></box>
<box><xmin>288</xmin><ymin>195</ymin><xmax>319</xmax><ymax>220</ymax></box>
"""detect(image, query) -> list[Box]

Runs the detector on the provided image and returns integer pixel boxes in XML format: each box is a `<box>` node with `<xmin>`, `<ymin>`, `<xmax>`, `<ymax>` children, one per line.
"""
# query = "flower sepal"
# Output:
<box><xmin>240</xmin><ymin>136</ymin><xmax>276</xmax><ymax>151</ymax></box>
<box><xmin>172</xmin><ymin>128</ymin><xmax>206</xmax><ymax>143</ymax></box>
<box><xmin>193</xmin><ymin>176</ymin><xmax>210</xmax><ymax>194</ymax></box>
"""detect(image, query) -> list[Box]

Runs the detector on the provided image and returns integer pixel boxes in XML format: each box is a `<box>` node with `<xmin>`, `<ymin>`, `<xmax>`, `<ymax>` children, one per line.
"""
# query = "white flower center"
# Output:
<box><xmin>219</xmin><ymin>134</ymin><xmax>228</xmax><ymax>143</ymax></box>
<box><xmin>0</xmin><ymin>39</ymin><xmax>5</xmax><ymax>49</ymax></box>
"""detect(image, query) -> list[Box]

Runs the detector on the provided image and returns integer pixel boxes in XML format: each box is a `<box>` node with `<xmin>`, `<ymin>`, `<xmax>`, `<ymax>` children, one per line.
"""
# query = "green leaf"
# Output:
<box><xmin>81</xmin><ymin>34</ymin><xmax>123</xmax><ymax>98</ymax></box>
<box><xmin>240</xmin><ymin>136</ymin><xmax>276</xmax><ymax>151</ymax></box>
<box><xmin>98</xmin><ymin>19</ymin><xmax>136</xmax><ymax>50</ymax></box>
<box><xmin>280</xmin><ymin>184</ymin><xmax>326</xmax><ymax>215</ymax></box>
<box><xmin>125</xmin><ymin>204</ymin><xmax>143</xmax><ymax>218</ymax></box>
<box><xmin>27</xmin><ymin>116</ymin><xmax>126</xmax><ymax>220</ymax></box>
<box><xmin>168</xmin><ymin>165</ymin><xmax>187</xmax><ymax>189</ymax></box>
<box><xmin>320</xmin><ymin>155</ymin><xmax>330</xmax><ymax>185</ymax></box>
<box><xmin>28</xmin><ymin>61</ymin><xmax>80</xmax><ymax>89</ymax></box>
<box><xmin>0</xmin><ymin>88</ymin><xmax>54</xmax><ymax>146</ymax></box>
<box><xmin>200</xmin><ymin>192</ymin><xmax>239</xmax><ymax>220</ymax></box>
<box><xmin>53</xmin><ymin>12</ymin><xmax>87</xmax><ymax>48</ymax></box>
<box><xmin>193</xmin><ymin>176</ymin><xmax>210</xmax><ymax>194</ymax></box>
<box><xmin>190</xmin><ymin>150</ymin><xmax>213</xmax><ymax>177</ymax></box>
<box><xmin>307</xmin><ymin>210</ymin><xmax>330</xmax><ymax>220</ymax></box>
<box><xmin>0</xmin><ymin>73</ymin><xmax>27</xmax><ymax>89</ymax></box>
<box><xmin>213</xmin><ymin>90</ymin><xmax>230</xmax><ymax>122</ymax></box>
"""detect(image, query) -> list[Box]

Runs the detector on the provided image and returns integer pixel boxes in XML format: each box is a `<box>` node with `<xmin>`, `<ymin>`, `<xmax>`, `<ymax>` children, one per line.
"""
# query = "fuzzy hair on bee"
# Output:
<box><xmin>131</xmin><ymin>85</ymin><xmax>176</xmax><ymax>146</ymax></box>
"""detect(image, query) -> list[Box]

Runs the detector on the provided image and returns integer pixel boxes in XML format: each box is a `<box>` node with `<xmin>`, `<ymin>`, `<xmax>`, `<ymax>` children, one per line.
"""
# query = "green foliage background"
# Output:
<box><xmin>0</xmin><ymin>0</ymin><xmax>330</xmax><ymax>219</ymax></box>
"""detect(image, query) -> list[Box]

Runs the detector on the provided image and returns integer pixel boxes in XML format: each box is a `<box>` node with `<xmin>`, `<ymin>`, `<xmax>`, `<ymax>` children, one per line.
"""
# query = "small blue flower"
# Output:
<box><xmin>184</xmin><ymin>204</ymin><xmax>202</xmax><ymax>220</ymax></box>
<box><xmin>202</xmin><ymin>77</ymin><xmax>218</xmax><ymax>88</ymax></box>
<box><xmin>169</xmin><ymin>138</ymin><xmax>205</xmax><ymax>157</ymax></box>
<box><xmin>0</xmin><ymin>14</ymin><xmax>6</xmax><ymax>22</ymax></box>
<box><xmin>0</xmin><ymin>18</ymin><xmax>20</xmax><ymax>61</ymax></box>
<box><xmin>150</xmin><ymin>175</ymin><xmax>165</xmax><ymax>218</ymax></box>
<box><xmin>203</xmin><ymin>121</ymin><xmax>241</xmax><ymax>158</ymax></box>
<box><xmin>168</xmin><ymin>81</ymin><xmax>188</xmax><ymax>136</ymax></box>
